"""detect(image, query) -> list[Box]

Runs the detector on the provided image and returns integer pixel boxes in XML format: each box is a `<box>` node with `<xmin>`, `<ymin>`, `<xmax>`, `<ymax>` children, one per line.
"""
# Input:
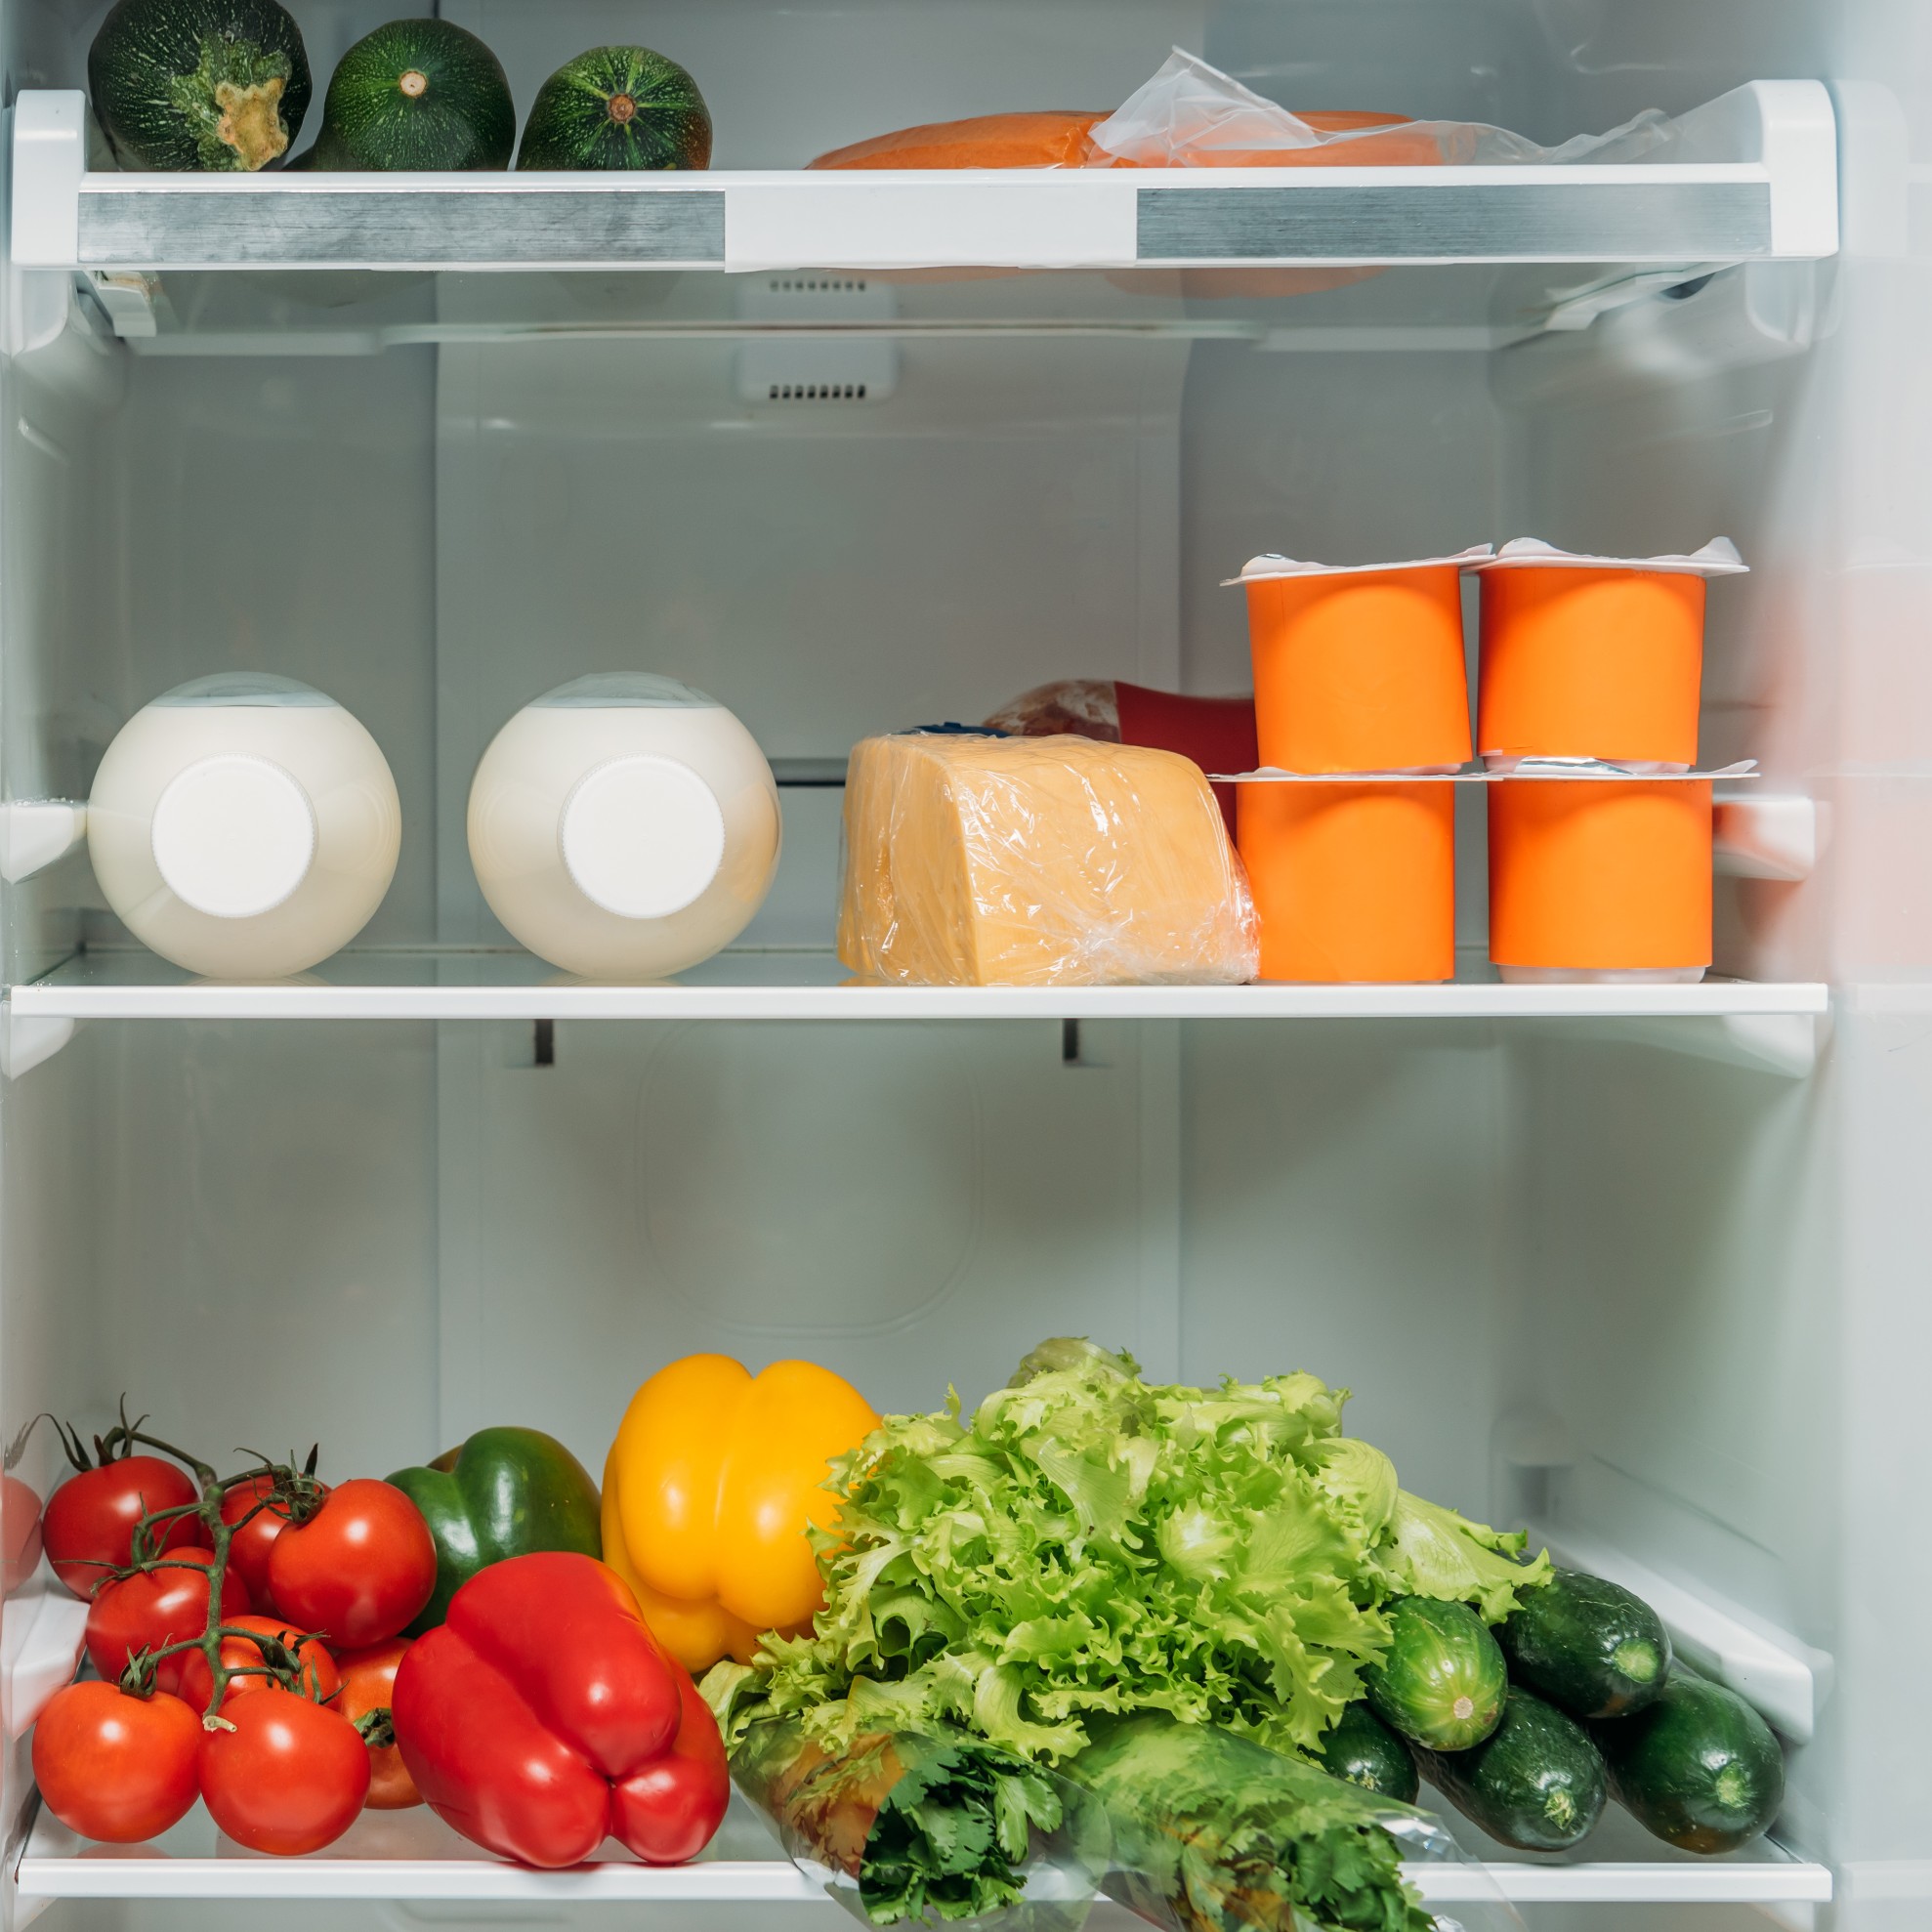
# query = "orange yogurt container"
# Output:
<box><xmin>1237</xmin><ymin>548</ymin><xmax>1487</xmax><ymax>775</ymax></box>
<box><xmin>1488</xmin><ymin>777</ymin><xmax>1712</xmax><ymax>983</ymax></box>
<box><xmin>1475</xmin><ymin>539</ymin><xmax>1747</xmax><ymax>771</ymax></box>
<box><xmin>1237</xmin><ymin>779</ymin><xmax>1455</xmax><ymax>983</ymax></box>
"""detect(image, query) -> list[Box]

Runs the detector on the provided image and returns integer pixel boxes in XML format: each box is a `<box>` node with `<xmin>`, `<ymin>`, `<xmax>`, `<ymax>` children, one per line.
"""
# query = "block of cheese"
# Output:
<box><xmin>838</xmin><ymin>732</ymin><xmax>1259</xmax><ymax>987</ymax></box>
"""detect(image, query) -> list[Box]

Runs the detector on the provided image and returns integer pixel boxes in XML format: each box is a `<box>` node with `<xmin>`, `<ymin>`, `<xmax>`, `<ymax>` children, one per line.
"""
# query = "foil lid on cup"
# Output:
<box><xmin>1473</xmin><ymin>537</ymin><xmax>1748</xmax><ymax>576</ymax></box>
<box><xmin>1227</xmin><ymin>543</ymin><xmax>1493</xmax><ymax>586</ymax></box>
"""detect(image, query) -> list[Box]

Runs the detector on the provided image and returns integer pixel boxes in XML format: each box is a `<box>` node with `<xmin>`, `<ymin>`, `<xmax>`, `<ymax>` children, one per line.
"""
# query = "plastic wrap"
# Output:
<box><xmin>810</xmin><ymin>50</ymin><xmax>1674</xmax><ymax>173</ymax></box>
<box><xmin>1068</xmin><ymin>1714</ymin><xmax>1524</xmax><ymax>1932</ymax></box>
<box><xmin>837</xmin><ymin>732</ymin><xmax>1259</xmax><ymax>987</ymax></box>
<box><xmin>733</xmin><ymin>1719</ymin><xmax>1109</xmax><ymax>1932</ymax></box>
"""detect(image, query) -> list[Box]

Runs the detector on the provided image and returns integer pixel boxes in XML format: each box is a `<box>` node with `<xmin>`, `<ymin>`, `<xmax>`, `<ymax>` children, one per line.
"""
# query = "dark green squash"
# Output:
<box><xmin>1412</xmin><ymin>1689</ymin><xmax>1608</xmax><ymax>1852</ymax></box>
<box><xmin>314</xmin><ymin>20</ymin><xmax>515</xmax><ymax>172</ymax></box>
<box><xmin>1592</xmin><ymin>1668</ymin><xmax>1785</xmax><ymax>1854</ymax></box>
<box><xmin>516</xmin><ymin>46</ymin><xmax>710</xmax><ymax>172</ymax></box>
<box><xmin>1499</xmin><ymin>1566</ymin><xmax>1671</xmax><ymax>1721</ymax></box>
<box><xmin>1365</xmin><ymin>1596</ymin><xmax>1508</xmax><ymax>1751</ymax></box>
<box><xmin>1315</xmin><ymin>1700</ymin><xmax>1419</xmax><ymax>1804</ymax></box>
<box><xmin>89</xmin><ymin>0</ymin><xmax>310</xmax><ymax>172</ymax></box>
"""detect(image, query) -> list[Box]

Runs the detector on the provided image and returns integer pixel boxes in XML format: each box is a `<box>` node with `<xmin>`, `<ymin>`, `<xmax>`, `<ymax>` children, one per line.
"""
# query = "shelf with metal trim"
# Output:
<box><xmin>12</xmin><ymin>82</ymin><xmax>1837</xmax><ymax>277</ymax></box>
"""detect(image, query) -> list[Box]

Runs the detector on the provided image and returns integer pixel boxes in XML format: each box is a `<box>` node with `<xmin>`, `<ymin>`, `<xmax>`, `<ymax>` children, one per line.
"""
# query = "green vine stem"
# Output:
<box><xmin>89</xmin><ymin>1415</ymin><xmax>328</xmax><ymax>1729</ymax></box>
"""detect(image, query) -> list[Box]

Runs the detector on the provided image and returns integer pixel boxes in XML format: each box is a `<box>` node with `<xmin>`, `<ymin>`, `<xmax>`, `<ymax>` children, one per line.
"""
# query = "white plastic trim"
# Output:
<box><xmin>5</xmin><ymin>961</ymin><xmax>1830</xmax><ymax>1024</ymax></box>
<box><xmin>1566</xmin><ymin>1011</ymin><xmax>1823</xmax><ymax>1079</ymax></box>
<box><xmin>0</xmin><ymin>1012</ymin><xmax>74</xmax><ymax>1080</ymax></box>
<box><xmin>1714</xmin><ymin>794</ymin><xmax>1818</xmax><ymax>880</ymax></box>
<box><xmin>1529</xmin><ymin>1523</ymin><xmax>1828</xmax><ymax>1741</ymax></box>
<box><xmin>0</xmin><ymin>802</ymin><xmax>86</xmax><ymax>883</ymax></box>
<box><xmin>0</xmin><ymin>1576</ymin><xmax>88</xmax><ymax>1740</ymax></box>
<box><xmin>9</xmin><ymin>93</ymin><xmax>83</xmax><ymax>273</ymax></box>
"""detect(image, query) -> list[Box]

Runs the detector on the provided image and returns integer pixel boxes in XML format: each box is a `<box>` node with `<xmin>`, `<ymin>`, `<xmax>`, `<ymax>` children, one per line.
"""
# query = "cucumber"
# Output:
<box><xmin>1500</xmin><ymin>1567</ymin><xmax>1671</xmax><ymax>1720</ymax></box>
<box><xmin>1412</xmin><ymin>1689</ymin><xmax>1607</xmax><ymax>1852</ymax></box>
<box><xmin>1315</xmin><ymin>1701</ymin><xmax>1418</xmax><ymax>1804</ymax></box>
<box><xmin>89</xmin><ymin>0</ymin><xmax>310</xmax><ymax>172</ymax></box>
<box><xmin>1365</xmin><ymin>1597</ymin><xmax>1506</xmax><ymax>1751</ymax></box>
<box><xmin>314</xmin><ymin>20</ymin><xmax>515</xmax><ymax>172</ymax></box>
<box><xmin>1593</xmin><ymin>1668</ymin><xmax>1784</xmax><ymax>1854</ymax></box>
<box><xmin>517</xmin><ymin>46</ymin><xmax>711</xmax><ymax>172</ymax></box>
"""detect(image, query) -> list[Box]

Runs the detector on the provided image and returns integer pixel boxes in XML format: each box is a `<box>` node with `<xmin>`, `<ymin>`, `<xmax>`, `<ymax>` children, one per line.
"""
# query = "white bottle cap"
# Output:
<box><xmin>560</xmin><ymin>755</ymin><xmax>726</xmax><ymax>921</ymax></box>
<box><xmin>150</xmin><ymin>754</ymin><xmax>317</xmax><ymax>920</ymax></box>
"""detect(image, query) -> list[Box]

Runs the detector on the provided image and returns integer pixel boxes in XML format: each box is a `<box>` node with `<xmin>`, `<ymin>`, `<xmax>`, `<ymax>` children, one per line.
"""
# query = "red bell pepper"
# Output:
<box><xmin>390</xmin><ymin>1551</ymin><xmax>730</xmax><ymax>1868</ymax></box>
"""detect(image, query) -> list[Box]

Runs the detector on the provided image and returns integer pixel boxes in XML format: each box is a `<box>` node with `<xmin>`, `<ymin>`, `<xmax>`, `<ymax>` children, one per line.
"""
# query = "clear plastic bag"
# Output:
<box><xmin>733</xmin><ymin>1718</ymin><xmax>1110</xmax><ymax>1932</ymax></box>
<box><xmin>1067</xmin><ymin>1714</ymin><xmax>1525</xmax><ymax>1932</ymax></box>
<box><xmin>837</xmin><ymin>732</ymin><xmax>1260</xmax><ymax>987</ymax></box>
<box><xmin>1088</xmin><ymin>50</ymin><xmax>1676</xmax><ymax>170</ymax></box>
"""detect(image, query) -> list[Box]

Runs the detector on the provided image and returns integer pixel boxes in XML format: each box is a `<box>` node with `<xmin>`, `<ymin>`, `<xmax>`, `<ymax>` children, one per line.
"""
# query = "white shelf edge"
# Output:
<box><xmin>12</xmin><ymin>1850</ymin><xmax>1832</xmax><ymax>1908</ymax></box>
<box><xmin>4</xmin><ymin>978</ymin><xmax>1831</xmax><ymax>1024</ymax></box>
<box><xmin>1528</xmin><ymin>1523</ymin><xmax>1828</xmax><ymax>1742</ymax></box>
<box><xmin>11</xmin><ymin>81</ymin><xmax>1838</xmax><ymax>274</ymax></box>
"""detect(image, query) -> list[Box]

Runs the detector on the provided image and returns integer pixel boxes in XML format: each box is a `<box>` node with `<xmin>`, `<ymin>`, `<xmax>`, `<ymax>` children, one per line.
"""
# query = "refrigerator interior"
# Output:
<box><xmin>1</xmin><ymin>0</ymin><xmax>1928</xmax><ymax>1926</ymax></box>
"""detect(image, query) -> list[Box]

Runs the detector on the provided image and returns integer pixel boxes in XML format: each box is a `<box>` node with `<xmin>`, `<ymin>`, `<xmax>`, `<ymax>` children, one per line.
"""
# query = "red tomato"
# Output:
<box><xmin>199</xmin><ymin>1690</ymin><xmax>370</xmax><ymax>1855</ymax></box>
<box><xmin>32</xmin><ymin>1680</ymin><xmax>201</xmax><ymax>1843</ymax></box>
<box><xmin>334</xmin><ymin>1639</ymin><xmax>422</xmax><ymax>1809</ymax></box>
<box><xmin>267</xmin><ymin>1481</ymin><xmax>436</xmax><ymax>1650</ymax></box>
<box><xmin>86</xmin><ymin>1549</ymin><xmax>250</xmax><ymax>1697</ymax></box>
<box><xmin>44</xmin><ymin>1456</ymin><xmax>208</xmax><ymax>1599</ymax></box>
<box><xmin>4</xmin><ymin>1475</ymin><xmax>43</xmax><ymax>1596</ymax></box>
<box><xmin>220</xmin><ymin>1475</ymin><xmax>329</xmax><ymax>1612</ymax></box>
<box><xmin>174</xmin><ymin>1615</ymin><xmax>339</xmax><ymax>1712</ymax></box>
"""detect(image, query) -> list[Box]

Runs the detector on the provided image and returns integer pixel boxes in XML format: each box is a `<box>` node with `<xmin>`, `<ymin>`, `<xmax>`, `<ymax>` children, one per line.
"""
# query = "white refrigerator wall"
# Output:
<box><xmin>3</xmin><ymin>0</ymin><xmax>1932</xmax><ymax>1928</ymax></box>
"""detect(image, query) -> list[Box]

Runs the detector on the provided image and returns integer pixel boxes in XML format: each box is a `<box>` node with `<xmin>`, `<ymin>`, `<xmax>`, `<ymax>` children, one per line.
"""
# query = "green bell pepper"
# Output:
<box><xmin>388</xmin><ymin>1426</ymin><xmax>603</xmax><ymax>1635</ymax></box>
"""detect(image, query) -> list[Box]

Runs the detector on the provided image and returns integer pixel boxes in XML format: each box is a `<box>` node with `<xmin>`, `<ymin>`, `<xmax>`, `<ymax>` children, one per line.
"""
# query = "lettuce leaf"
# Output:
<box><xmin>722</xmin><ymin>1341</ymin><xmax>1544</xmax><ymax>1770</ymax></box>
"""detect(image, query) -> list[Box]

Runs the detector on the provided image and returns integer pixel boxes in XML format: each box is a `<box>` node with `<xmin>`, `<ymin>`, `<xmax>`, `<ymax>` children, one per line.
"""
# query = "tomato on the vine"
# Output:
<box><xmin>174</xmin><ymin>1614</ymin><xmax>338</xmax><ymax>1712</ymax></box>
<box><xmin>267</xmin><ymin>1481</ymin><xmax>436</xmax><ymax>1650</ymax></box>
<box><xmin>198</xmin><ymin>1690</ymin><xmax>370</xmax><ymax>1855</ymax></box>
<box><xmin>334</xmin><ymin>1639</ymin><xmax>421</xmax><ymax>1809</ymax></box>
<box><xmin>32</xmin><ymin>1680</ymin><xmax>200</xmax><ymax>1843</ymax></box>
<box><xmin>44</xmin><ymin>1455</ymin><xmax>207</xmax><ymax>1600</ymax></box>
<box><xmin>85</xmin><ymin>1549</ymin><xmax>249</xmax><ymax>1695</ymax></box>
<box><xmin>220</xmin><ymin>1474</ymin><xmax>328</xmax><ymax>1611</ymax></box>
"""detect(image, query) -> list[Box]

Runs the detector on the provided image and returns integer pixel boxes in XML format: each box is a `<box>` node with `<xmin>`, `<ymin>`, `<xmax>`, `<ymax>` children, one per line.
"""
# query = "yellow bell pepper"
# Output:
<box><xmin>602</xmin><ymin>1354</ymin><xmax>880</xmax><ymax>1675</ymax></box>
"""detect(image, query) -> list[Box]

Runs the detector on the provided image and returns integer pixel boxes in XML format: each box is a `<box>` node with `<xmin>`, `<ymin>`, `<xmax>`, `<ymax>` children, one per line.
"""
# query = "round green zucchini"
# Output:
<box><xmin>1316</xmin><ymin>1700</ymin><xmax>1418</xmax><ymax>1804</ymax></box>
<box><xmin>1412</xmin><ymin>1688</ymin><xmax>1608</xmax><ymax>1852</ymax></box>
<box><xmin>89</xmin><ymin>0</ymin><xmax>311</xmax><ymax>171</ymax></box>
<box><xmin>1500</xmin><ymin>1566</ymin><xmax>1671</xmax><ymax>1720</ymax></box>
<box><xmin>315</xmin><ymin>20</ymin><xmax>515</xmax><ymax>172</ymax></box>
<box><xmin>1365</xmin><ymin>1597</ymin><xmax>1507</xmax><ymax>1752</ymax></box>
<box><xmin>516</xmin><ymin>45</ymin><xmax>711</xmax><ymax>172</ymax></box>
<box><xmin>1592</xmin><ymin>1668</ymin><xmax>1785</xmax><ymax>1854</ymax></box>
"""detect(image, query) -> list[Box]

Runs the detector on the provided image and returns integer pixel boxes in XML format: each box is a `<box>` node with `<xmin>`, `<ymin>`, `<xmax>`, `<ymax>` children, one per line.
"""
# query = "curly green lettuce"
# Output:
<box><xmin>707</xmin><ymin>1338</ymin><xmax>1546</xmax><ymax>1766</ymax></box>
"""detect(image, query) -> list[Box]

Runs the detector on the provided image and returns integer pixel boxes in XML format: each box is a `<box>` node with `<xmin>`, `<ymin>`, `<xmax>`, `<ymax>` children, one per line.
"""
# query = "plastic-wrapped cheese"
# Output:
<box><xmin>837</xmin><ymin>732</ymin><xmax>1259</xmax><ymax>987</ymax></box>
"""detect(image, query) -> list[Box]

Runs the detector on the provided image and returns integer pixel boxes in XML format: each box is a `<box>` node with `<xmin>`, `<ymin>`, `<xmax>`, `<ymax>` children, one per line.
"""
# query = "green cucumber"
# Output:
<box><xmin>89</xmin><ymin>0</ymin><xmax>310</xmax><ymax>171</ymax></box>
<box><xmin>314</xmin><ymin>20</ymin><xmax>515</xmax><ymax>172</ymax></box>
<box><xmin>1315</xmin><ymin>1701</ymin><xmax>1418</xmax><ymax>1804</ymax></box>
<box><xmin>516</xmin><ymin>46</ymin><xmax>711</xmax><ymax>172</ymax></box>
<box><xmin>1365</xmin><ymin>1597</ymin><xmax>1506</xmax><ymax>1751</ymax></box>
<box><xmin>1500</xmin><ymin>1567</ymin><xmax>1671</xmax><ymax>1720</ymax></box>
<box><xmin>1412</xmin><ymin>1689</ymin><xmax>1607</xmax><ymax>1852</ymax></box>
<box><xmin>1592</xmin><ymin>1668</ymin><xmax>1784</xmax><ymax>1854</ymax></box>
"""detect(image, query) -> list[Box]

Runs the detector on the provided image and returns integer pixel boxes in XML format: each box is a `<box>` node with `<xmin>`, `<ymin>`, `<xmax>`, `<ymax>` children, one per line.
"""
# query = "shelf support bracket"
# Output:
<box><xmin>1567</xmin><ymin>1009</ymin><xmax>1823</xmax><ymax>1079</ymax></box>
<box><xmin>0</xmin><ymin>802</ymin><xmax>86</xmax><ymax>884</ymax></box>
<box><xmin>0</xmin><ymin>1009</ymin><xmax>75</xmax><ymax>1081</ymax></box>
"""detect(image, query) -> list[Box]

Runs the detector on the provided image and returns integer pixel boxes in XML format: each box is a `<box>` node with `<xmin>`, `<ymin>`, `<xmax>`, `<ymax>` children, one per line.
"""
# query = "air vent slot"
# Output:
<box><xmin>734</xmin><ymin>272</ymin><xmax>899</xmax><ymax>405</ymax></box>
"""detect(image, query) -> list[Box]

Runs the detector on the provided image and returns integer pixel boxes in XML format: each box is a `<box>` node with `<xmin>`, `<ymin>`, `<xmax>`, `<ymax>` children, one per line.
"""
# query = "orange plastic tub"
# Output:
<box><xmin>1240</xmin><ymin>554</ymin><xmax>1480</xmax><ymax>774</ymax></box>
<box><xmin>1489</xmin><ymin>779</ymin><xmax>1712</xmax><ymax>979</ymax></box>
<box><xmin>1237</xmin><ymin>781</ymin><xmax>1455</xmax><ymax>983</ymax></box>
<box><xmin>1475</xmin><ymin>541</ymin><xmax>1746</xmax><ymax>769</ymax></box>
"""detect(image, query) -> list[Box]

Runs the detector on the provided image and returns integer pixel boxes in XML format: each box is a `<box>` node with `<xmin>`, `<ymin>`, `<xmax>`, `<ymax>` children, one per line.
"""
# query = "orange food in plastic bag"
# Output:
<box><xmin>810</xmin><ymin>108</ymin><xmax>1428</xmax><ymax>172</ymax></box>
<box><xmin>810</xmin><ymin>111</ymin><xmax>1108</xmax><ymax>171</ymax></box>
